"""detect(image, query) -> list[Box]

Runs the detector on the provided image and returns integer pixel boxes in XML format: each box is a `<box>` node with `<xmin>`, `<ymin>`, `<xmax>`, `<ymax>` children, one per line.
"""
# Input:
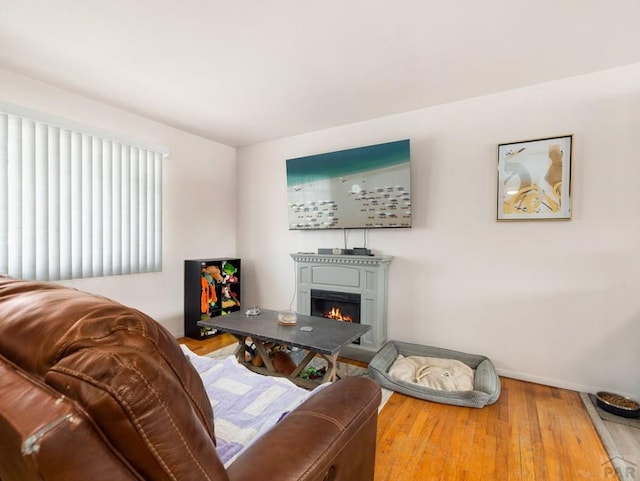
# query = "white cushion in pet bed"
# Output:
<box><xmin>389</xmin><ymin>355</ymin><xmax>475</xmax><ymax>392</ymax></box>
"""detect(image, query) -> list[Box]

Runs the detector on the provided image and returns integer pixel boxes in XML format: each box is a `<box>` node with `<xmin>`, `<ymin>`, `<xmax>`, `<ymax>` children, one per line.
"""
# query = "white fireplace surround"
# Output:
<box><xmin>291</xmin><ymin>253</ymin><xmax>392</xmax><ymax>361</ymax></box>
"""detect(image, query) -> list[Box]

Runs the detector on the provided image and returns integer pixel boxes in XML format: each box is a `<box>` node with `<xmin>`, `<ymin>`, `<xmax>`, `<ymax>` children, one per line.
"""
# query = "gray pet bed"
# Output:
<box><xmin>369</xmin><ymin>340</ymin><xmax>501</xmax><ymax>408</ymax></box>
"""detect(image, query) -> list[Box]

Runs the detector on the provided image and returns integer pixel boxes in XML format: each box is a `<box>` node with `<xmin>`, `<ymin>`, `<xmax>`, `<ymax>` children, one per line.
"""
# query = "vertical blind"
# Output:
<box><xmin>0</xmin><ymin>107</ymin><xmax>164</xmax><ymax>281</ymax></box>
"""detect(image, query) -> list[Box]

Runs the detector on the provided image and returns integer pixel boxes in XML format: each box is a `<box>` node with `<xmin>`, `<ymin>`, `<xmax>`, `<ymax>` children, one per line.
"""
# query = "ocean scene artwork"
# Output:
<box><xmin>286</xmin><ymin>139</ymin><xmax>411</xmax><ymax>229</ymax></box>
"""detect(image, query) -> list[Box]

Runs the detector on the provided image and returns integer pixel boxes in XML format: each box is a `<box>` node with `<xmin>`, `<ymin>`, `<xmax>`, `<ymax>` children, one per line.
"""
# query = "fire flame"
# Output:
<box><xmin>325</xmin><ymin>307</ymin><xmax>353</xmax><ymax>322</ymax></box>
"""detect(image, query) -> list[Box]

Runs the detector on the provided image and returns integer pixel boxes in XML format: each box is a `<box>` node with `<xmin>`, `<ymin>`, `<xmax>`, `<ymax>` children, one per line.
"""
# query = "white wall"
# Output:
<box><xmin>0</xmin><ymin>68</ymin><xmax>237</xmax><ymax>337</ymax></box>
<box><xmin>4</xmin><ymin>63</ymin><xmax>638</xmax><ymax>396</ymax></box>
<box><xmin>237</xmin><ymin>63</ymin><xmax>640</xmax><ymax>397</ymax></box>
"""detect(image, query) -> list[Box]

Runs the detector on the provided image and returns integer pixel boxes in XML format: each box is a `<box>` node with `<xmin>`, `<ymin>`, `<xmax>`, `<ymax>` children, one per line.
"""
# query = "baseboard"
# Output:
<box><xmin>495</xmin><ymin>368</ymin><xmax>609</xmax><ymax>396</ymax></box>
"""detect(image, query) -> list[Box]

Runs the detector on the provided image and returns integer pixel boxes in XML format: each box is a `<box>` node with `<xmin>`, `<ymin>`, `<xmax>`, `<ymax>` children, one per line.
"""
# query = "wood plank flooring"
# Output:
<box><xmin>179</xmin><ymin>335</ymin><xmax>616</xmax><ymax>481</ymax></box>
<box><xmin>375</xmin><ymin>379</ymin><xmax>616</xmax><ymax>481</ymax></box>
<box><xmin>179</xmin><ymin>332</ymin><xmax>237</xmax><ymax>356</ymax></box>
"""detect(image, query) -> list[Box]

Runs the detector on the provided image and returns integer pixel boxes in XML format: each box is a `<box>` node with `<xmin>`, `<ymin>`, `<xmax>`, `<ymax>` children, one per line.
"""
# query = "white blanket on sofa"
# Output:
<box><xmin>181</xmin><ymin>346</ymin><xmax>320</xmax><ymax>467</ymax></box>
<box><xmin>388</xmin><ymin>354</ymin><xmax>475</xmax><ymax>392</ymax></box>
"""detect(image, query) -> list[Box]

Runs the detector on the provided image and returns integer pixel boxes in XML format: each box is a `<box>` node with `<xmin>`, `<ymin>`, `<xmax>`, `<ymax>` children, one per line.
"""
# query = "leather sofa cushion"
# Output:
<box><xmin>0</xmin><ymin>277</ymin><xmax>227</xmax><ymax>481</ymax></box>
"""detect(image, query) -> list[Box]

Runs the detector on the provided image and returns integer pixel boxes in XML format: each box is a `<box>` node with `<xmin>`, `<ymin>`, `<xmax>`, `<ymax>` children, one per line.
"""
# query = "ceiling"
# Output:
<box><xmin>2</xmin><ymin>1</ymin><xmax>640</xmax><ymax>147</ymax></box>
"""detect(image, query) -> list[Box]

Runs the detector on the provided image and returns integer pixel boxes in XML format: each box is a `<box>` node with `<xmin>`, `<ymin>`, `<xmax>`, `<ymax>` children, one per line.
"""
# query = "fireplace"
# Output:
<box><xmin>291</xmin><ymin>253</ymin><xmax>392</xmax><ymax>361</ymax></box>
<box><xmin>310</xmin><ymin>289</ymin><xmax>361</xmax><ymax>344</ymax></box>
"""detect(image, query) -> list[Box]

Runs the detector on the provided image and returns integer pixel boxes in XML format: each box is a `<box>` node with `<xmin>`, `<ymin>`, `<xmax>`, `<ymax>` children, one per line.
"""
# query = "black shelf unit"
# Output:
<box><xmin>184</xmin><ymin>257</ymin><xmax>241</xmax><ymax>339</ymax></box>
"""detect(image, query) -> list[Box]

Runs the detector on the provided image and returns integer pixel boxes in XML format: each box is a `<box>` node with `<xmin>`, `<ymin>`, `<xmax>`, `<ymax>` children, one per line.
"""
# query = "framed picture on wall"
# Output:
<box><xmin>497</xmin><ymin>134</ymin><xmax>573</xmax><ymax>221</ymax></box>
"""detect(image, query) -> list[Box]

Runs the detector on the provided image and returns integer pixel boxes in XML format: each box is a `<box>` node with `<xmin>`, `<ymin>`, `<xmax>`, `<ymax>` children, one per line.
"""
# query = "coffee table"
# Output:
<box><xmin>198</xmin><ymin>308</ymin><xmax>370</xmax><ymax>388</ymax></box>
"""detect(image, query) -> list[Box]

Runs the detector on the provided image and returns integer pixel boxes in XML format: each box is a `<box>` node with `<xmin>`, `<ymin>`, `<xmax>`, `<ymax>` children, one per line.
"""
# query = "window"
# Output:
<box><xmin>0</xmin><ymin>104</ymin><xmax>165</xmax><ymax>281</ymax></box>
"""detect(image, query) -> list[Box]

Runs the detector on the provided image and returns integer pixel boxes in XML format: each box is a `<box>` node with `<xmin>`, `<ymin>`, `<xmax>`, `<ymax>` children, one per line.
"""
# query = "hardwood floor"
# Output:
<box><xmin>178</xmin><ymin>335</ymin><xmax>616</xmax><ymax>481</ymax></box>
<box><xmin>179</xmin><ymin>332</ymin><xmax>237</xmax><ymax>356</ymax></box>
<box><xmin>375</xmin><ymin>379</ymin><xmax>616</xmax><ymax>481</ymax></box>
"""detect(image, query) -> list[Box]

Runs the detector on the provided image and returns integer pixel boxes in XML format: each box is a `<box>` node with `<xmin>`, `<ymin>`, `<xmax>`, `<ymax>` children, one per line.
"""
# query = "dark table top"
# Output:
<box><xmin>198</xmin><ymin>308</ymin><xmax>370</xmax><ymax>356</ymax></box>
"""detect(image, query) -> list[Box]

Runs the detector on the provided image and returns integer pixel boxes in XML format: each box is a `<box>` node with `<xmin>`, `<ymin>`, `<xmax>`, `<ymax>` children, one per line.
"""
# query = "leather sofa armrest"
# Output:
<box><xmin>0</xmin><ymin>357</ymin><xmax>141</xmax><ymax>481</ymax></box>
<box><xmin>227</xmin><ymin>376</ymin><xmax>381</xmax><ymax>481</ymax></box>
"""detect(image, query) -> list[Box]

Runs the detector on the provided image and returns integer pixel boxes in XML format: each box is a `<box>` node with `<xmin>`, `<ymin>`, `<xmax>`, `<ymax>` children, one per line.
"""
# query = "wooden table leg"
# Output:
<box><xmin>253</xmin><ymin>340</ymin><xmax>276</xmax><ymax>372</ymax></box>
<box><xmin>234</xmin><ymin>335</ymin><xmax>247</xmax><ymax>362</ymax></box>
<box><xmin>321</xmin><ymin>353</ymin><xmax>340</xmax><ymax>383</ymax></box>
<box><xmin>290</xmin><ymin>350</ymin><xmax>317</xmax><ymax>378</ymax></box>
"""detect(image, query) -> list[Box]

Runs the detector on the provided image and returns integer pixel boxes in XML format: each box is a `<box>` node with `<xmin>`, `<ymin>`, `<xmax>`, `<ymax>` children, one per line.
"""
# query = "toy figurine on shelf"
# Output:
<box><xmin>222</xmin><ymin>262</ymin><xmax>238</xmax><ymax>283</ymax></box>
<box><xmin>200</xmin><ymin>267</ymin><xmax>219</xmax><ymax>319</ymax></box>
<box><xmin>221</xmin><ymin>285</ymin><xmax>240</xmax><ymax>309</ymax></box>
<box><xmin>205</xmin><ymin>265</ymin><xmax>224</xmax><ymax>283</ymax></box>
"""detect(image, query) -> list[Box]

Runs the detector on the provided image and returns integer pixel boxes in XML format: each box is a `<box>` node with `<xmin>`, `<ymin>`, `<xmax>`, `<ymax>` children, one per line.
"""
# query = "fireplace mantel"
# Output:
<box><xmin>291</xmin><ymin>253</ymin><xmax>392</xmax><ymax>361</ymax></box>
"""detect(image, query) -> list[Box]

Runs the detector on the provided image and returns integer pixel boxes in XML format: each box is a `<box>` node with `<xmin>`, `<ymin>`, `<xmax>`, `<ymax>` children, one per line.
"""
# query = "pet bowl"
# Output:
<box><xmin>595</xmin><ymin>391</ymin><xmax>640</xmax><ymax>418</ymax></box>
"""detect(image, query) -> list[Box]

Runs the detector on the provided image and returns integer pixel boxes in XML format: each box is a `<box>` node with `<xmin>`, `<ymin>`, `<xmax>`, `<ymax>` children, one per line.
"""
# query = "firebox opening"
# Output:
<box><xmin>310</xmin><ymin>289</ymin><xmax>362</xmax><ymax>344</ymax></box>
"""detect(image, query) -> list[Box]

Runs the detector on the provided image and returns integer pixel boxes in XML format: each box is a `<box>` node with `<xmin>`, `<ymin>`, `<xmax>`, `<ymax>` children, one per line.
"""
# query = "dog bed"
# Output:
<box><xmin>368</xmin><ymin>340</ymin><xmax>500</xmax><ymax>408</ymax></box>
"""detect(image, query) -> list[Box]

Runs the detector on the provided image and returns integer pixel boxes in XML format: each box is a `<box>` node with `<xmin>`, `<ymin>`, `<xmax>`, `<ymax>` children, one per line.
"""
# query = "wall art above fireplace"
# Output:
<box><xmin>286</xmin><ymin>139</ymin><xmax>411</xmax><ymax>230</ymax></box>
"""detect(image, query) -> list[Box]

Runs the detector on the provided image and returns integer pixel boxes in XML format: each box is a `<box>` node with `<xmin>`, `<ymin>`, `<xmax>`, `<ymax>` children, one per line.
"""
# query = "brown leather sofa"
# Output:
<box><xmin>0</xmin><ymin>277</ymin><xmax>381</xmax><ymax>481</ymax></box>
